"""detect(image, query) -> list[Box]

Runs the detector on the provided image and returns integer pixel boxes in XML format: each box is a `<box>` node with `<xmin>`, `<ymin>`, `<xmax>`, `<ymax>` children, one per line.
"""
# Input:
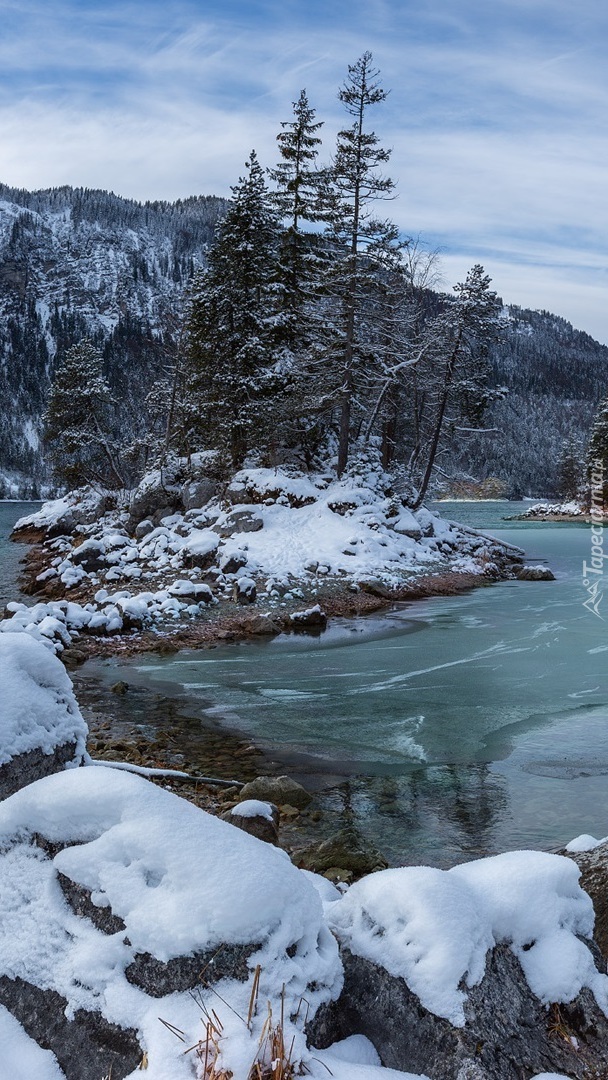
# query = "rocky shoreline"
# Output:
<box><xmin>0</xmin><ymin>469</ymin><xmax>545</xmax><ymax>869</ymax></box>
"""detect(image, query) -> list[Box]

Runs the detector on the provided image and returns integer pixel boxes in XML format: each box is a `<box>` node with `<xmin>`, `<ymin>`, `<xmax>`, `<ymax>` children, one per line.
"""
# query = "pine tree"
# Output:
<box><xmin>587</xmin><ymin>395</ymin><xmax>608</xmax><ymax>510</ymax></box>
<box><xmin>325</xmin><ymin>52</ymin><xmax>403</xmax><ymax>475</ymax></box>
<box><xmin>269</xmin><ymin>89</ymin><xmax>328</xmax><ymax>348</ymax></box>
<box><xmin>556</xmin><ymin>437</ymin><xmax>585</xmax><ymax>501</ymax></box>
<box><xmin>411</xmin><ymin>265</ymin><xmax>503</xmax><ymax>508</ymax></box>
<box><xmin>44</xmin><ymin>340</ymin><xmax>124</xmax><ymax>488</ymax></box>
<box><xmin>183</xmin><ymin>152</ymin><xmax>286</xmax><ymax>467</ymax></box>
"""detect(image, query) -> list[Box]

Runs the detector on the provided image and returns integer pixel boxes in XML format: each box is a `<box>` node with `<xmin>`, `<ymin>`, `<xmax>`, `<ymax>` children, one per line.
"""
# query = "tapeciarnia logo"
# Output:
<box><xmin>582</xmin><ymin>460</ymin><xmax>605</xmax><ymax>619</ymax></box>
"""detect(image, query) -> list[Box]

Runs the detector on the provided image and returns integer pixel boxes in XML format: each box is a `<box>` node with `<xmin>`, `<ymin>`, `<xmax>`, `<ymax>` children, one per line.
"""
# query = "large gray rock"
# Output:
<box><xmin>564</xmin><ymin>840</ymin><xmax>608</xmax><ymax>959</ymax></box>
<box><xmin>514</xmin><ymin>565</ymin><xmax>556</xmax><ymax>581</ymax></box>
<box><xmin>128</xmin><ymin>471</ymin><xmax>182</xmax><ymax>530</ymax></box>
<box><xmin>0</xmin><ymin>976</ymin><xmax>142</xmax><ymax>1080</ymax></box>
<box><xmin>239</xmin><ymin>775</ymin><xmax>312</xmax><ymax>810</ymax></box>
<box><xmin>0</xmin><ymin>741</ymin><xmax>80</xmax><ymax>802</ymax></box>
<box><xmin>309</xmin><ymin>944</ymin><xmax>608</xmax><ymax>1080</ymax></box>
<box><xmin>125</xmin><ymin>943</ymin><xmax>259</xmax><ymax>997</ymax></box>
<box><xmin>181</xmin><ymin>478</ymin><xmax>218</xmax><ymax>510</ymax></box>
<box><xmin>215</xmin><ymin>509</ymin><xmax>264</xmax><ymax>537</ymax></box>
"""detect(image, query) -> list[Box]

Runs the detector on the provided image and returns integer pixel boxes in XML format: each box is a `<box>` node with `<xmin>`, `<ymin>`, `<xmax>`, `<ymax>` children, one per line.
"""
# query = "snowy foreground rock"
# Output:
<box><xmin>0</xmin><ymin>636</ymin><xmax>87</xmax><ymax>799</ymax></box>
<box><xmin>1</xmin><ymin>761</ymin><xmax>608</xmax><ymax>1077</ymax></box>
<box><xmin>4</xmin><ymin>462</ymin><xmax>526</xmax><ymax>652</ymax></box>
<box><xmin>0</xmin><ymin>767</ymin><xmax>342</xmax><ymax>1080</ymax></box>
<box><xmin>1</xmin><ymin>637</ymin><xmax>605</xmax><ymax>1080</ymax></box>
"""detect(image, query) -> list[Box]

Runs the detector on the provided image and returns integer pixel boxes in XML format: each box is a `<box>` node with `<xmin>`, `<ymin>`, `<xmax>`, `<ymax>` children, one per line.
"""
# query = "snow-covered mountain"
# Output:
<box><xmin>447</xmin><ymin>306</ymin><xmax>608</xmax><ymax>497</ymax></box>
<box><xmin>1</xmin><ymin>181</ymin><xmax>607</xmax><ymax>498</ymax></box>
<box><xmin>0</xmin><ymin>183</ymin><xmax>226</xmax><ymax>496</ymax></box>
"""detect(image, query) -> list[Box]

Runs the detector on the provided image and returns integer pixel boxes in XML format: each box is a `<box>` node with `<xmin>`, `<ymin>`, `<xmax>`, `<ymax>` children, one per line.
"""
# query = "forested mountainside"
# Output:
<box><xmin>446</xmin><ymin>307</ymin><xmax>608</xmax><ymax>497</ymax></box>
<box><xmin>0</xmin><ymin>182</ymin><xmax>606</xmax><ymax>498</ymax></box>
<box><xmin>0</xmin><ymin>183</ymin><xmax>226</xmax><ymax>495</ymax></box>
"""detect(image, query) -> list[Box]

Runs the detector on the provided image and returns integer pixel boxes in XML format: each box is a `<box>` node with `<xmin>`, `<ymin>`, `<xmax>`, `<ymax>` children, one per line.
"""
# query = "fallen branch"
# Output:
<box><xmin>87</xmin><ymin>758</ymin><xmax>243</xmax><ymax>787</ymax></box>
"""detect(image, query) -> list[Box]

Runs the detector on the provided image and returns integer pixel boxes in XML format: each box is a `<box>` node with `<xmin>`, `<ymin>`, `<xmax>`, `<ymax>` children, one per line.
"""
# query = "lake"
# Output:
<box><xmin>2</xmin><ymin>498</ymin><xmax>606</xmax><ymax>866</ymax></box>
<box><xmin>113</xmin><ymin>501</ymin><xmax>608</xmax><ymax>865</ymax></box>
<box><xmin>0</xmin><ymin>501</ymin><xmax>39</xmax><ymax>608</ymax></box>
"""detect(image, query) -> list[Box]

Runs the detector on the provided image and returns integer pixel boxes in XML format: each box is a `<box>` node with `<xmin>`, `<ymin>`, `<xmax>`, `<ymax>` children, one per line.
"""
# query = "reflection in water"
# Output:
<box><xmin>321</xmin><ymin>764</ymin><xmax>510</xmax><ymax>867</ymax></box>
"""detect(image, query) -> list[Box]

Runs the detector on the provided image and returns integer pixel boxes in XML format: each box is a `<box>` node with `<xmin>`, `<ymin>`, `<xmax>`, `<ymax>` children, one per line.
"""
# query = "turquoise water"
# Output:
<box><xmin>119</xmin><ymin>501</ymin><xmax>608</xmax><ymax>864</ymax></box>
<box><xmin>0</xmin><ymin>502</ymin><xmax>38</xmax><ymax>608</ymax></box>
<box><xmin>3</xmin><ymin>497</ymin><xmax>607</xmax><ymax>865</ymax></box>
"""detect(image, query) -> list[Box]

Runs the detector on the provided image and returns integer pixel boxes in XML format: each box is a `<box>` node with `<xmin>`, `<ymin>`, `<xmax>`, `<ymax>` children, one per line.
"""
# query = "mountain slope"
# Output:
<box><xmin>1</xmin><ymin>183</ymin><xmax>606</xmax><ymax>497</ymax></box>
<box><xmin>447</xmin><ymin>306</ymin><xmax>608</xmax><ymax>497</ymax></box>
<box><xmin>0</xmin><ymin>183</ymin><xmax>226</xmax><ymax>495</ymax></box>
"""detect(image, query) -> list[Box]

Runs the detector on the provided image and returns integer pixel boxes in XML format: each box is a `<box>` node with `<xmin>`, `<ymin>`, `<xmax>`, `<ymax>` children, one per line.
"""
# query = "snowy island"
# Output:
<box><xmin>3</xmin><ymin>457</ymin><xmax>536</xmax><ymax>659</ymax></box>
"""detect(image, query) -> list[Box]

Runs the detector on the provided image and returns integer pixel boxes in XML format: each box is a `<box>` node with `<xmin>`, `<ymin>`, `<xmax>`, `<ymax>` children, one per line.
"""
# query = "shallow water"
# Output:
<box><xmin>116</xmin><ymin>500</ymin><xmax>608</xmax><ymax>864</ymax></box>
<box><xmin>4</xmin><ymin>496</ymin><xmax>607</xmax><ymax>866</ymax></box>
<box><xmin>0</xmin><ymin>502</ymin><xmax>38</xmax><ymax>608</ymax></box>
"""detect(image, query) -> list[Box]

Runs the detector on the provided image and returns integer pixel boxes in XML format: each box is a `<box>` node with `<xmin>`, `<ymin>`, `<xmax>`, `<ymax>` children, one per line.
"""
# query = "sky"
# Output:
<box><xmin>0</xmin><ymin>0</ymin><xmax>607</xmax><ymax>342</ymax></box>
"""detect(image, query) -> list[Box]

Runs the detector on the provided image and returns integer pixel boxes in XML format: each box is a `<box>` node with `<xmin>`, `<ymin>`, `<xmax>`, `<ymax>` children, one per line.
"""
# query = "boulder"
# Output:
<box><xmin>220</xmin><ymin>550</ymin><xmax>249</xmax><ymax>575</ymax></box>
<box><xmin>514</xmin><ymin>565</ymin><xmax>555</xmax><ymax>581</ymax></box>
<box><xmin>356</xmin><ymin>577</ymin><xmax>395</xmax><ymax>599</ymax></box>
<box><xmin>181</xmin><ymin>478</ymin><xmax>217</xmax><ymax>511</ymax></box>
<box><xmin>390</xmin><ymin>507</ymin><xmax>423</xmax><ymax>539</ymax></box>
<box><xmin>0</xmin><ymin>767</ymin><xmax>341</xmax><ymax>1080</ymax></box>
<box><xmin>127</xmin><ymin>470</ymin><xmax>182</xmax><ymax>531</ymax></box>
<box><xmin>242</xmin><ymin>614</ymin><xmax>284</xmax><ymax>635</ymax></box>
<box><xmin>216</xmin><ymin>509</ymin><xmax>264</xmax><ymax>536</ymax></box>
<box><xmin>239</xmin><ymin>775</ymin><xmax>312</xmax><ymax>810</ymax></box>
<box><xmin>288</xmin><ymin>605</ymin><xmax>327</xmax><ymax>631</ymax></box>
<box><xmin>12</xmin><ymin>488</ymin><xmax>115</xmax><ymax>540</ymax></box>
<box><xmin>294</xmin><ymin>827</ymin><xmax>388</xmax><ymax>877</ymax></box>
<box><xmin>0</xmin><ymin>977</ymin><xmax>143</xmax><ymax>1080</ymax></box>
<box><xmin>309</xmin><ymin>944</ymin><xmax>608</xmax><ymax>1080</ymax></box>
<box><xmin>0</xmin><ymin>635</ymin><xmax>87</xmax><ymax>801</ymax></box>
<box><xmin>564</xmin><ymin>839</ymin><xmax>608</xmax><ymax>958</ymax></box>
<box><xmin>225</xmin><ymin>799</ymin><xmax>280</xmax><ymax>846</ymax></box>
<box><xmin>234</xmin><ymin>576</ymin><xmax>257</xmax><ymax>604</ymax></box>
<box><xmin>168</xmin><ymin>580</ymin><xmax>214</xmax><ymax>603</ymax></box>
<box><xmin>70</xmin><ymin>538</ymin><xmax>106</xmax><ymax>572</ymax></box>
<box><xmin>0</xmin><ymin>740</ymin><xmax>82</xmax><ymax>802</ymax></box>
<box><xmin>134</xmin><ymin>517</ymin><xmax>154</xmax><ymax>539</ymax></box>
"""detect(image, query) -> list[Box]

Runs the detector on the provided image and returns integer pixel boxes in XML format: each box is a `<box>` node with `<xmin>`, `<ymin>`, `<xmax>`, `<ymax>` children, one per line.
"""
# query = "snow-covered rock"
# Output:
<box><xmin>0</xmin><ymin>635</ymin><xmax>87</xmax><ymax>799</ymax></box>
<box><xmin>311</xmin><ymin>851</ymin><xmax>608</xmax><ymax>1080</ymax></box>
<box><xmin>0</xmin><ymin>766</ymin><xmax>342</xmax><ymax>1080</ymax></box>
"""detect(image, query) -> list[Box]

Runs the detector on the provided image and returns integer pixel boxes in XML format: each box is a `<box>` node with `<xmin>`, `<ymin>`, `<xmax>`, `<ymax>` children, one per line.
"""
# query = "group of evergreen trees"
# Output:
<box><xmin>158</xmin><ymin>53</ymin><xmax>503</xmax><ymax>499</ymax></box>
<box><xmin>43</xmin><ymin>53</ymin><xmax>607</xmax><ymax>506</ymax></box>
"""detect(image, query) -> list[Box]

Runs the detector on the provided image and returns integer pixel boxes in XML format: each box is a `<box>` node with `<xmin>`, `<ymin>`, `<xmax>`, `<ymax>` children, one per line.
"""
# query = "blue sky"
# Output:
<box><xmin>0</xmin><ymin>0</ymin><xmax>607</xmax><ymax>341</ymax></box>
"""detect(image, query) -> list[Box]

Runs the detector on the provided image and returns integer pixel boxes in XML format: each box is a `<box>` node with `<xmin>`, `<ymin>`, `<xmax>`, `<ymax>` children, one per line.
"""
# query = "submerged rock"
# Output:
<box><xmin>294</xmin><ymin>828</ymin><xmax>388</xmax><ymax>877</ymax></box>
<box><xmin>239</xmin><ymin>775</ymin><xmax>312</xmax><ymax>810</ymax></box>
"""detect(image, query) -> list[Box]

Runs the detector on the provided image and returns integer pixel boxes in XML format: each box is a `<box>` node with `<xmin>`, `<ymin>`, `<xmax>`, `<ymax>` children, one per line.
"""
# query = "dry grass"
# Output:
<box><xmin>160</xmin><ymin>961</ymin><xmax>311</xmax><ymax>1080</ymax></box>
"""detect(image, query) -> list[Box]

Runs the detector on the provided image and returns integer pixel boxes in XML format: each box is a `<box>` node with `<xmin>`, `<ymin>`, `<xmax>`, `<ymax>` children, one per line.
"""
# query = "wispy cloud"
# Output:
<box><xmin>0</xmin><ymin>0</ymin><xmax>606</xmax><ymax>340</ymax></box>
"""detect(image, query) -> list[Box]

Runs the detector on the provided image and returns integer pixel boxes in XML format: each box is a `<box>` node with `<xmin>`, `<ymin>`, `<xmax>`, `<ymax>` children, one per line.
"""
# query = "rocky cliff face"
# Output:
<box><xmin>0</xmin><ymin>183</ymin><xmax>226</xmax><ymax>495</ymax></box>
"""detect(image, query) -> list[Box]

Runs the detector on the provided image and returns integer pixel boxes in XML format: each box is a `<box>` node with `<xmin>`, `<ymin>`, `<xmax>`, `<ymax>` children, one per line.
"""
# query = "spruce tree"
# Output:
<box><xmin>556</xmin><ymin>437</ymin><xmax>585</xmax><ymax>501</ymax></box>
<box><xmin>183</xmin><ymin>152</ymin><xmax>285</xmax><ymax>467</ymax></box>
<box><xmin>44</xmin><ymin>339</ymin><xmax>124</xmax><ymax>488</ymax></box>
<box><xmin>269</xmin><ymin>89</ymin><xmax>328</xmax><ymax>347</ymax></box>
<box><xmin>587</xmin><ymin>395</ymin><xmax>608</xmax><ymax>510</ymax></box>
<box><xmin>325</xmin><ymin>52</ymin><xmax>403</xmax><ymax>475</ymax></box>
